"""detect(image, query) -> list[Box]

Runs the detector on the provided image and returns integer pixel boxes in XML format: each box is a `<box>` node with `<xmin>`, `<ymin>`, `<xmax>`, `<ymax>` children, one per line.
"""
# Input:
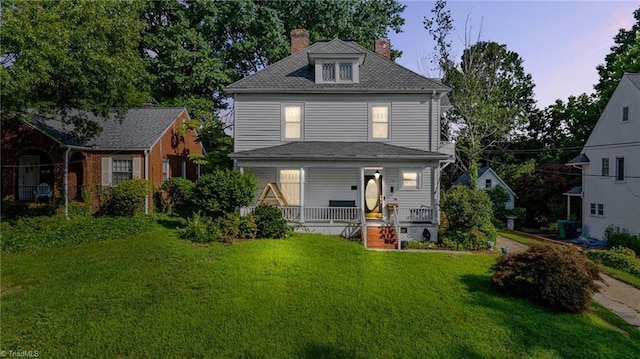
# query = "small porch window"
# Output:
<box><xmin>279</xmin><ymin>169</ymin><xmax>300</xmax><ymax>205</ymax></box>
<box><xmin>400</xmin><ymin>169</ymin><xmax>419</xmax><ymax>190</ymax></box>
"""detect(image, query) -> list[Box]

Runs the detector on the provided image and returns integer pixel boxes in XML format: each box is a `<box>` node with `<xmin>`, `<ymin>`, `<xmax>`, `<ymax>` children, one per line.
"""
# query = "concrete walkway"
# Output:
<box><xmin>497</xmin><ymin>235</ymin><xmax>640</xmax><ymax>330</ymax></box>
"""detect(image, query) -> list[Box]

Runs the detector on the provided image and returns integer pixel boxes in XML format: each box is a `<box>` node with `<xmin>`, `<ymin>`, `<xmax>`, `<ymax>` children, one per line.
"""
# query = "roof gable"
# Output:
<box><xmin>452</xmin><ymin>167</ymin><xmax>517</xmax><ymax>197</ymax></box>
<box><xmin>583</xmin><ymin>73</ymin><xmax>640</xmax><ymax>150</ymax></box>
<box><xmin>226</xmin><ymin>39</ymin><xmax>449</xmax><ymax>93</ymax></box>
<box><xmin>28</xmin><ymin>108</ymin><xmax>187</xmax><ymax>150</ymax></box>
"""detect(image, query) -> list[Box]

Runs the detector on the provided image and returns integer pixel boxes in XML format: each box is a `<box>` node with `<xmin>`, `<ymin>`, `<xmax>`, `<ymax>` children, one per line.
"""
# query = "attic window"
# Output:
<box><xmin>316</xmin><ymin>60</ymin><xmax>359</xmax><ymax>84</ymax></box>
<box><xmin>622</xmin><ymin>106</ymin><xmax>629</xmax><ymax>122</ymax></box>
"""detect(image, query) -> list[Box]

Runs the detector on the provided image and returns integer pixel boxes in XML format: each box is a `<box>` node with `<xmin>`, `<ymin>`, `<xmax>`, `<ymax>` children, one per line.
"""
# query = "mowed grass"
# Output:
<box><xmin>2</xmin><ymin>229</ymin><xmax>639</xmax><ymax>358</ymax></box>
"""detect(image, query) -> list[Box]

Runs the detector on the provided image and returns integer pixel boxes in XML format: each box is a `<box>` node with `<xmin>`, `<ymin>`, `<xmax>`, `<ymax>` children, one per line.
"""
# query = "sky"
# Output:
<box><xmin>389</xmin><ymin>0</ymin><xmax>639</xmax><ymax>108</ymax></box>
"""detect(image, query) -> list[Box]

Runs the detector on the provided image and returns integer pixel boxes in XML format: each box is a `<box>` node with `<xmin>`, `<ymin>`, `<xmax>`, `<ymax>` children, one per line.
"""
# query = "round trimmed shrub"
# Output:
<box><xmin>104</xmin><ymin>178</ymin><xmax>148</xmax><ymax>216</ymax></box>
<box><xmin>254</xmin><ymin>204</ymin><xmax>288</xmax><ymax>239</ymax></box>
<box><xmin>491</xmin><ymin>244</ymin><xmax>601</xmax><ymax>313</ymax></box>
<box><xmin>192</xmin><ymin>170</ymin><xmax>258</xmax><ymax>218</ymax></box>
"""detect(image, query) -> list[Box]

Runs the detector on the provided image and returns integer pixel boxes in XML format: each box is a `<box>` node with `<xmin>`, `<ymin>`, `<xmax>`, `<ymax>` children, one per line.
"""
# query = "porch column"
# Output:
<box><xmin>359</xmin><ymin>167</ymin><xmax>367</xmax><ymax>247</ymax></box>
<box><xmin>299</xmin><ymin>167</ymin><xmax>305</xmax><ymax>223</ymax></box>
<box><xmin>433</xmin><ymin>165</ymin><xmax>439</xmax><ymax>225</ymax></box>
<box><xmin>566</xmin><ymin>195</ymin><xmax>570</xmax><ymax>220</ymax></box>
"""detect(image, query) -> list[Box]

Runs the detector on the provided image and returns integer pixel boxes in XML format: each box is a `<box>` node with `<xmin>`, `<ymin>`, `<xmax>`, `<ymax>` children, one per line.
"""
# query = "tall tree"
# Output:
<box><xmin>140</xmin><ymin>0</ymin><xmax>406</xmax><ymax>167</ymax></box>
<box><xmin>595</xmin><ymin>7</ymin><xmax>640</xmax><ymax>106</ymax></box>
<box><xmin>424</xmin><ymin>1</ymin><xmax>537</xmax><ymax>176</ymax></box>
<box><xmin>1</xmin><ymin>0</ymin><xmax>151</xmax><ymax>140</ymax></box>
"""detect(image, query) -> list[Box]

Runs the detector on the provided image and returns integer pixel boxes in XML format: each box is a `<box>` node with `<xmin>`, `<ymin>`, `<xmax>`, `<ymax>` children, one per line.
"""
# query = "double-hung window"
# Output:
<box><xmin>601</xmin><ymin>158</ymin><xmax>609</xmax><ymax>177</ymax></box>
<box><xmin>279</xmin><ymin>169</ymin><xmax>300</xmax><ymax>205</ymax></box>
<box><xmin>370</xmin><ymin>104</ymin><xmax>390</xmax><ymax>140</ymax></box>
<box><xmin>616</xmin><ymin>157</ymin><xmax>625</xmax><ymax>181</ymax></box>
<box><xmin>112</xmin><ymin>159</ymin><xmax>133</xmax><ymax>186</ymax></box>
<box><xmin>282</xmin><ymin>104</ymin><xmax>303</xmax><ymax>140</ymax></box>
<box><xmin>485</xmin><ymin>179</ymin><xmax>492</xmax><ymax>189</ymax></box>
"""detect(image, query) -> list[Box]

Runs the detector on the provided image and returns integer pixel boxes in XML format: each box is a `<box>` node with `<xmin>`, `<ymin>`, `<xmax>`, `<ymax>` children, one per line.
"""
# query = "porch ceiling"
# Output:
<box><xmin>230</xmin><ymin>142</ymin><xmax>450</xmax><ymax>161</ymax></box>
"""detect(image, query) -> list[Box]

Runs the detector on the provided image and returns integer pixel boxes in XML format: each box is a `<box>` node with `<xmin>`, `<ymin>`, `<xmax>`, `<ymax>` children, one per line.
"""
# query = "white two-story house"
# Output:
<box><xmin>567</xmin><ymin>73</ymin><xmax>640</xmax><ymax>239</ymax></box>
<box><xmin>226</xmin><ymin>29</ymin><xmax>454</xmax><ymax>249</ymax></box>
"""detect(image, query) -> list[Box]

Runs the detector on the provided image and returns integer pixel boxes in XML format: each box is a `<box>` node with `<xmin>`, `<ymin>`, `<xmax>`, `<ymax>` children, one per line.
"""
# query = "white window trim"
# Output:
<box><xmin>315</xmin><ymin>60</ymin><xmax>360</xmax><ymax>84</ymax></box>
<box><xmin>589</xmin><ymin>202</ymin><xmax>605</xmax><ymax>217</ymax></box>
<box><xmin>622</xmin><ymin>105</ymin><xmax>630</xmax><ymax>123</ymax></box>
<box><xmin>278</xmin><ymin>168</ymin><xmax>301</xmax><ymax>206</ymax></box>
<box><xmin>399</xmin><ymin>168</ymin><xmax>421</xmax><ymax>190</ymax></box>
<box><xmin>615</xmin><ymin>157</ymin><xmax>625</xmax><ymax>183</ymax></box>
<box><xmin>601</xmin><ymin>157</ymin><xmax>609</xmax><ymax>177</ymax></box>
<box><xmin>281</xmin><ymin>103</ymin><xmax>304</xmax><ymax>141</ymax></box>
<box><xmin>368</xmin><ymin>103</ymin><xmax>391</xmax><ymax>141</ymax></box>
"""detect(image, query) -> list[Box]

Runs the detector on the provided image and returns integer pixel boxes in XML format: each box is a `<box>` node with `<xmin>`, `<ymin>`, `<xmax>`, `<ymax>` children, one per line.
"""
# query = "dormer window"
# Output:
<box><xmin>319</xmin><ymin>61</ymin><xmax>356</xmax><ymax>83</ymax></box>
<box><xmin>308</xmin><ymin>53</ymin><xmax>364</xmax><ymax>84</ymax></box>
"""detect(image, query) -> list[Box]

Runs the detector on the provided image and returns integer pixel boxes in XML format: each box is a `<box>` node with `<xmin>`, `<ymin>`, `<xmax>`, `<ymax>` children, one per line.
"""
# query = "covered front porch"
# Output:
<box><xmin>231</xmin><ymin>142</ymin><xmax>450</xmax><ymax>248</ymax></box>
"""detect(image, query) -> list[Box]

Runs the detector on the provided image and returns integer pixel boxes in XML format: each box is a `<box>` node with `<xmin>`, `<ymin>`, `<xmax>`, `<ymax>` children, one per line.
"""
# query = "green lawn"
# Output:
<box><xmin>2</xmin><ymin>229</ymin><xmax>639</xmax><ymax>358</ymax></box>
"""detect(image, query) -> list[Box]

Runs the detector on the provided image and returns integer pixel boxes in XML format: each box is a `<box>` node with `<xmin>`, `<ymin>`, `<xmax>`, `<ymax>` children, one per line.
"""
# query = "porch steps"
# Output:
<box><xmin>366</xmin><ymin>224</ymin><xmax>398</xmax><ymax>249</ymax></box>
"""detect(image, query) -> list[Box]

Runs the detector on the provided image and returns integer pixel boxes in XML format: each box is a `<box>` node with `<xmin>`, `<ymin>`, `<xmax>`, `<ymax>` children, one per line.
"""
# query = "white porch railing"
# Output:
<box><xmin>395</xmin><ymin>207</ymin><xmax>434</xmax><ymax>223</ymax></box>
<box><xmin>240</xmin><ymin>206</ymin><xmax>433</xmax><ymax>224</ymax></box>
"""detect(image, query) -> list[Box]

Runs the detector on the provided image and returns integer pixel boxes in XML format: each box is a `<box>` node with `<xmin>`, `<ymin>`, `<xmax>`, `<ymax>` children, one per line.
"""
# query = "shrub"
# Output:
<box><xmin>439</xmin><ymin>186</ymin><xmax>497</xmax><ymax>250</ymax></box>
<box><xmin>102</xmin><ymin>179</ymin><xmax>149</xmax><ymax>216</ymax></box>
<box><xmin>1</xmin><ymin>215</ymin><xmax>158</xmax><ymax>253</ymax></box>
<box><xmin>192</xmin><ymin>170</ymin><xmax>258</xmax><ymax>218</ymax></box>
<box><xmin>586</xmin><ymin>247</ymin><xmax>640</xmax><ymax>276</ymax></box>
<box><xmin>212</xmin><ymin>212</ymin><xmax>258</xmax><ymax>243</ymax></box>
<box><xmin>177</xmin><ymin>212</ymin><xmax>215</xmax><ymax>243</ymax></box>
<box><xmin>158</xmin><ymin>177</ymin><xmax>195</xmax><ymax>213</ymax></box>
<box><xmin>486</xmin><ymin>185</ymin><xmax>510</xmax><ymax>227</ymax></box>
<box><xmin>604</xmin><ymin>225</ymin><xmax>640</xmax><ymax>256</ymax></box>
<box><xmin>491</xmin><ymin>244</ymin><xmax>601</xmax><ymax>313</ymax></box>
<box><xmin>253</xmin><ymin>204</ymin><xmax>289</xmax><ymax>239</ymax></box>
<box><xmin>442</xmin><ymin>186</ymin><xmax>494</xmax><ymax>231</ymax></box>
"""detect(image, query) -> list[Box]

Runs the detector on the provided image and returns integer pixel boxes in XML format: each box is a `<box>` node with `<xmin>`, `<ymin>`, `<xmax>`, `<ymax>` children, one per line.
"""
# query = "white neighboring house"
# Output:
<box><xmin>226</xmin><ymin>30</ymin><xmax>454</xmax><ymax>249</ymax></box>
<box><xmin>567</xmin><ymin>73</ymin><xmax>640</xmax><ymax>239</ymax></box>
<box><xmin>452</xmin><ymin>167</ymin><xmax>517</xmax><ymax>209</ymax></box>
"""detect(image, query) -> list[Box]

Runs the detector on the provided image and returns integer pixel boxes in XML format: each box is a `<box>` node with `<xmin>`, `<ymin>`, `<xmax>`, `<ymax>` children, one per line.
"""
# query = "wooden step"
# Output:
<box><xmin>366</xmin><ymin>225</ymin><xmax>397</xmax><ymax>249</ymax></box>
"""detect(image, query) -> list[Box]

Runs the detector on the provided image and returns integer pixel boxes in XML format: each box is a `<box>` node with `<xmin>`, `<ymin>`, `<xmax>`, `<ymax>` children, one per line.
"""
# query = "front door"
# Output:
<box><xmin>18</xmin><ymin>155</ymin><xmax>40</xmax><ymax>201</ymax></box>
<box><xmin>364</xmin><ymin>174</ymin><xmax>382</xmax><ymax>218</ymax></box>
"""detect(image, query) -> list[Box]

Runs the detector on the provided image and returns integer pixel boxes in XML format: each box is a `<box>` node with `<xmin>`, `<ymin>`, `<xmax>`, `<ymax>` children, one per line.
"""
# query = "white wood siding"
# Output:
<box><xmin>386</xmin><ymin>167</ymin><xmax>432</xmax><ymax>208</ymax></box>
<box><xmin>245</xmin><ymin>167</ymin><xmax>276</xmax><ymax>202</ymax></box>
<box><xmin>306</xmin><ymin>168</ymin><xmax>359</xmax><ymax>207</ymax></box>
<box><xmin>233</xmin><ymin>93</ymin><xmax>437</xmax><ymax>152</ymax></box>
<box><xmin>581</xmin><ymin>76</ymin><xmax>640</xmax><ymax>238</ymax></box>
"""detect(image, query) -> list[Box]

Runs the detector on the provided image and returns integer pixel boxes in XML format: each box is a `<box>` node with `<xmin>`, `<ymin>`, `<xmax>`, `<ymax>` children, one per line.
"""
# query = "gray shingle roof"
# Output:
<box><xmin>626</xmin><ymin>73</ymin><xmax>640</xmax><ymax>91</ymax></box>
<box><xmin>452</xmin><ymin>167</ymin><xmax>490</xmax><ymax>186</ymax></box>
<box><xmin>226</xmin><ymin>39</ymin><xmax>449</xmax><ymax>94</ymax></box>
<box><xmin>230</xmin><ymin>141</ymin><xmax>449</xmax><ymax>160</ymax></box>
<box><xmin>567</xmin><ymin>153</ymin><xmax>590</xmax><ymax>165</ymax></box>
<box><xmin>29</xmin><ymin>108</ymin><xmax>187</xmax><ymax>149</ymax></box>
<box><xmin>563</xmin><ymin>186</ymin><xmax>583</xmax><ymax>196</ymax></box>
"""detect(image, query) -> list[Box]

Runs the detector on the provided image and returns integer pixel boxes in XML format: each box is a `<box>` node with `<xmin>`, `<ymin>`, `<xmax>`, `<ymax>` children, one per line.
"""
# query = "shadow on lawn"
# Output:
<box><xmin>458</xmin><ymin>274</ymin><xmax>640</xmax><ymax>357</ymax></box>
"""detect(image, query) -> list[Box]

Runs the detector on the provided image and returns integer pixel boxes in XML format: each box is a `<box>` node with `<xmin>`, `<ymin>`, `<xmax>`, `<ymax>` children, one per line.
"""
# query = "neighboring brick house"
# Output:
<box><xmin>226</xmin><ymin>30</ymin><xmax>454</xmax><ymax>249</ymax></box>
<box><xmin>1</xmin><ymin>108</ymin><xmax>204</xmax><ymax>213</ymax></box>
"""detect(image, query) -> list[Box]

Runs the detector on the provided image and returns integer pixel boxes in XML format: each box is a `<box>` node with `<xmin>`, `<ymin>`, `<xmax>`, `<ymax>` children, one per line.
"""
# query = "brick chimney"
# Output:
<box><xmin>375</xmin><ymin>39</ymin><xmax>391</xmax><ymax>59</ymax></box>
<box><xmin>290</xmin><ymin>29</ymin><xmax>310</xmax><ymax>55</ymax></box>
